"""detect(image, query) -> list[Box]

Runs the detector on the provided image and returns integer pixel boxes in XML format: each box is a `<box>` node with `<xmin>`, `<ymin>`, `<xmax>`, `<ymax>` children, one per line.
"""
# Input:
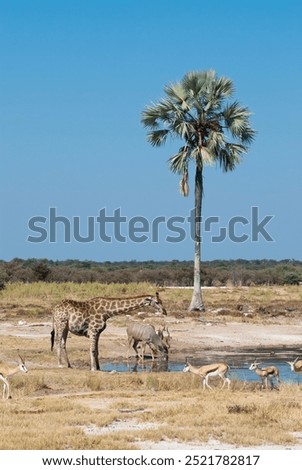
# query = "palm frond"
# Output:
<box><xmin>168</xmin><ymin>146</ymin><xmax>190</xmax><ymax>174</ymax></box>
<box><xmin>217</xmin><ymin>143</ymin><xmax>246</xmax><ymax>171</ymax></box>
<box><xmin>183</xmin><ymin>70</ymin><xmax>215</xmax><ymax>97</ymax></box>
<box><xmin>212</xmin><ymin>76</ymin><xmax>235</xmax><ymax>99</ymax></box>
<box><xmin>190</xmin><ymin>146</ymin><xmax>215</xmax><ymax>166</ymax></box>
<box><xmin>240</xmin><ymin>126</ymin><xmax>257</xmax><ymax>144</ymax></box>
<box><xmin>223</xmin><ymin>101</ymin><xmax>256</xmax><ymax>143</ymax></box>
<box><xmin>142</xmin><ymin>99</ymin><xmax>178</xmax><ymax>128</ymax></box>
<box><xmin>141</xmin><ymin>105</ymin><xmax>161</xmax><ymax>128</ymax></box>
<box><xmin>206</xmin><ymin>131</ymin><xmax>226</xmax><ymax>154</ymax></box>
<box><xmin>146</xmin><ymin>129</ymin><xmax>169</xmax><ymax>147</ymax></box>
<box><xmin>173</xmin><ymin>120</ymin><xmax>195</xmax><ymax>140</ymax></box>
<box><xmin>179</xmin><ymin>168</ymin><xmax>189</xmax><ymax>197</ymax></box>
<box><xmin>164</xmin><ymin>82</ymin><xmax>190</xmax><ymax>111</ymax></box>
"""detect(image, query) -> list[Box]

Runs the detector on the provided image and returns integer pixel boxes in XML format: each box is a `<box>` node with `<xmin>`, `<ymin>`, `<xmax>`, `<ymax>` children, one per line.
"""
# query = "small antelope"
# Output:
<box><xmin>249</xmin><ymin>360</ymin><xmax>280</xmax><ymax>389</ymax></box>
<box><xmin>0</xmin><ymin>355</ymin><xmax>28</xmax><ymax>399</ymax></box>
<box><xmin>183</xmin><ymin>361</ymin><xmax>231</xmax><ymax>390</ymax></box>
<box><xmin>286</xmin><ymin>357</ymin><xmax>302</xmax><ymax>374</ymax></box>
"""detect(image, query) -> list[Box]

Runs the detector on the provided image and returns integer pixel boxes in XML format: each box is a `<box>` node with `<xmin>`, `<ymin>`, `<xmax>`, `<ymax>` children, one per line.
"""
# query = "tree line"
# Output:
<box><xmin>0</xmin><ymin>258</ymin><xmax>301</xmax><ymax>288</ymax></box>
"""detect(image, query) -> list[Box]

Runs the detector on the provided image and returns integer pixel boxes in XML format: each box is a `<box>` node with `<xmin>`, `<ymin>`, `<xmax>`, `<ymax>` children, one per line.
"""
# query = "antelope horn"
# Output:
<box><xmin>18</xmin><ymin>353</ymin><xmax>25</xmax><ymax>364</ymax></box>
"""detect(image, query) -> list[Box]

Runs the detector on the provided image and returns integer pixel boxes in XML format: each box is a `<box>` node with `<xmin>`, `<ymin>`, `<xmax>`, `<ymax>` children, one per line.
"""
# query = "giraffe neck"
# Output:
<box><xmin>93</xmin><ymin>296</ymin><xmax>147</xmax><ymax>319</ymax></box>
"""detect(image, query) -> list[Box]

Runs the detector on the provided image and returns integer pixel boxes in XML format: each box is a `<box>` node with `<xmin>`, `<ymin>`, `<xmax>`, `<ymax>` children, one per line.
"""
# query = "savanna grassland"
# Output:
<box><xmin>1</xmin><ymin>282</ymin><xmax>302</xmax><ymax>450</ymax></box>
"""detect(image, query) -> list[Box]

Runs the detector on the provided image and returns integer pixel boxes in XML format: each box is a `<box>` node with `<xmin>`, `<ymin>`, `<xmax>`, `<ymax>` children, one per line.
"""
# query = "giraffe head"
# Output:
<box><xmin>143</xmin><ymin>292</ymin><xmax>167</xmax><ymax>315</ymax></box>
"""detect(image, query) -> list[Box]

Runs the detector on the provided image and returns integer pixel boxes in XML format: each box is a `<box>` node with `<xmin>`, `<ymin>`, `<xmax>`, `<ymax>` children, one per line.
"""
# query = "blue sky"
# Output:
<box><xmin>1</xmin><ymin>0</ymin><xmax>301</xmax><ymax>262</ymax></box>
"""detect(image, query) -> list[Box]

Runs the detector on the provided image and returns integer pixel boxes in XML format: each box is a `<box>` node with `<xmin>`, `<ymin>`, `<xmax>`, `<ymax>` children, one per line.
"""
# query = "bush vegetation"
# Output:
<box><xmin>0</xmin><ymin>258</ymin><xmax>301</xmax><ymax>288</ymax></box>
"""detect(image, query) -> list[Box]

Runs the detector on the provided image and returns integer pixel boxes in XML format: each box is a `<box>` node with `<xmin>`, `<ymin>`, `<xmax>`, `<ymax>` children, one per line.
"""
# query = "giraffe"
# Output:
<box><xmin>50</xmin><ymin>292</ymin><xmax>167</xmax><ymax>371</ymax></box>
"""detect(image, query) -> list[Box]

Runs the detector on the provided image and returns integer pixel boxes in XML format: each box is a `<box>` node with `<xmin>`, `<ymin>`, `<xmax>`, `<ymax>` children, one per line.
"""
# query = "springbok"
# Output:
<box><xmin>286</xmin><ymin>357</ymin><xmax>302</xmax><ymax>374</ymax></box>
<box><xmin>183</xmin><ymin>361</ymin><xmax>231</xmax><ymax>390</ymax></box>
<box><xmin>127</xmin><ymin>323</ymin><xmax>170</xmax><ymax>360</ymax></box>
<box><xmin>249</xmin><ymin>360</ymin><xmax>280</xmax><ymax>389</ymax></box>
<box><xmin>0</xmin><ymin>355</ymin><xmax>28</xmax><ymax>399</ymax></box>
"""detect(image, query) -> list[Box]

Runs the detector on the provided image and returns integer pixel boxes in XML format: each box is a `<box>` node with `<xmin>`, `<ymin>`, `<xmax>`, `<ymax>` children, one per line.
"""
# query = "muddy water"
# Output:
<box><xmin>100</xmin><ymin>356</ymin><xmax>302</xmax><ymax>385</ymax></box>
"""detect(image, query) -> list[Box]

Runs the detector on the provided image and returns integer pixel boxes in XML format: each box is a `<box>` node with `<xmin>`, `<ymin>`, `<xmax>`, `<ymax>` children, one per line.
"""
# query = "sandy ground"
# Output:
<box><xmin>2</xmin><ymin>315</ymin><xmax>302</xmax><ymax>359</ymax></box>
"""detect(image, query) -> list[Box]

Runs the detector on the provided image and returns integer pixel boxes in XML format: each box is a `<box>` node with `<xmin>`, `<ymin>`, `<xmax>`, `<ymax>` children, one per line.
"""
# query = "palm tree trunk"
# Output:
<box><xmin>189</xmin><ymin>163</ymin><xmax>205</xmax><ymax>312</ymax></box>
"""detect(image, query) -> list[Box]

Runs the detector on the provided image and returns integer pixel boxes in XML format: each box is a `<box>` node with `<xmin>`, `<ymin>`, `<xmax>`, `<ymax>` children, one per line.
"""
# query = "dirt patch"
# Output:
<box><xmin>139</xmin><ymin>435</ymin><xmax>302</xmax><ymax>450</ymax></box>
<box><xmin>2</xmin><ymin>316</ymin><xmax>302</xmax><ymax>361</ymax></box>
<box><xmin>83</xmin><ymin>419</ymin><xmax>159</xmax><ymax>436</ymax></box>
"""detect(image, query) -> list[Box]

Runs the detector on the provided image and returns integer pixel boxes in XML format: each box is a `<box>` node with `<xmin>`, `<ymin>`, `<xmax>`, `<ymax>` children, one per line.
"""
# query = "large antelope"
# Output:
<box><xmin>183</xmin><ymin>361</ymin><xmax>231</xmax><ymax>390</ymax></box>
<box><xmin>0</xmin><ymin>355</ymin><xmax>28</xmax><ymax>399</ymax></box>
<box><xmin>286</xmin><ymin>357</ymin><xmax>302</xmax><ymax>374</ymax></box>
<box><xmin>127</xmin><ymin>323</ymin><xmax>170</xmax><ymax>361</ymax></box>
<box><xmin>249</xmin><ymin>360</ymin><xmax>280</xmax><ymax>389</ymax></box>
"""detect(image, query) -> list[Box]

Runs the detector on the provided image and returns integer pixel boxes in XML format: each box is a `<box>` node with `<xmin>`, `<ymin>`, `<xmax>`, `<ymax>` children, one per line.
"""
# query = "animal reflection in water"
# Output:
<box><xmin>129</xmin><ymin>357</ymin><xmax>169</xmax><ymax>373</ymax></box>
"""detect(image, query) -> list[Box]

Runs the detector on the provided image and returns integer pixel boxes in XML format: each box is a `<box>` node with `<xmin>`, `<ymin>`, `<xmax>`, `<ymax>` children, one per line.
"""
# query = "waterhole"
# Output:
<box><xmin>99</xmin><ymin>356</ymin><xmax>302</xmax><ymax>384</ymax></box>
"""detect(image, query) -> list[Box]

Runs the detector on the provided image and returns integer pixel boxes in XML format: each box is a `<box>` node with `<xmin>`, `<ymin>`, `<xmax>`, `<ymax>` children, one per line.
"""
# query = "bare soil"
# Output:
<box><xmin>2</xmin><ymin>315</ymin><xmax>302</xmax><ymax>361</ymax></box>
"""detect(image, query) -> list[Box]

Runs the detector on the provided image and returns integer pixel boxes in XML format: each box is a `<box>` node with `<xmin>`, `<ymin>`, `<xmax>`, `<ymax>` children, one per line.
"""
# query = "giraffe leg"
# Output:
<box><xmin>89</xmin><ymin>337</ymin><xmax>97</xmax><ymax>371</ymax></box>
<box><xmin>89</xmin><ymin>331</ymin><xmax>103</xmax><ymax>371</ymax></box>
<box><xmin>94</xmin><ymin>333</ymin><xmax>101</xmax><ymax>371</ymax></box>
<box><xmin>57</xmin><ymin>325</ymin><xmax>71</xmax><ymax>368</ymax></box>
<box><xmin>56</xmin><ymin>328</ymin><xmax>63</xmax><ymax>367</ymax></box>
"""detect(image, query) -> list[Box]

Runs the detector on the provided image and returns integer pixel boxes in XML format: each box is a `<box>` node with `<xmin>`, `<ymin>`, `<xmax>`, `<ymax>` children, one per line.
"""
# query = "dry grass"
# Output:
<box><xmin>0</xmin><ymin>368</ymin><xmax>302</xmax><ymax>450</ymax></box>
<box><xmin>1</xmin><ymin>282</ymin><xmax>302</xmax><ymax>323</ymax></box>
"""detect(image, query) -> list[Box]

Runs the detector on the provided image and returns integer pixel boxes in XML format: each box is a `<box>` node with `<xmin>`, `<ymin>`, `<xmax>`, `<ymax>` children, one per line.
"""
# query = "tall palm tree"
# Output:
<box><xmin>141</xmin><ymin>70</ymin><xmax>255</xmax><ymax>311</ymax></box>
